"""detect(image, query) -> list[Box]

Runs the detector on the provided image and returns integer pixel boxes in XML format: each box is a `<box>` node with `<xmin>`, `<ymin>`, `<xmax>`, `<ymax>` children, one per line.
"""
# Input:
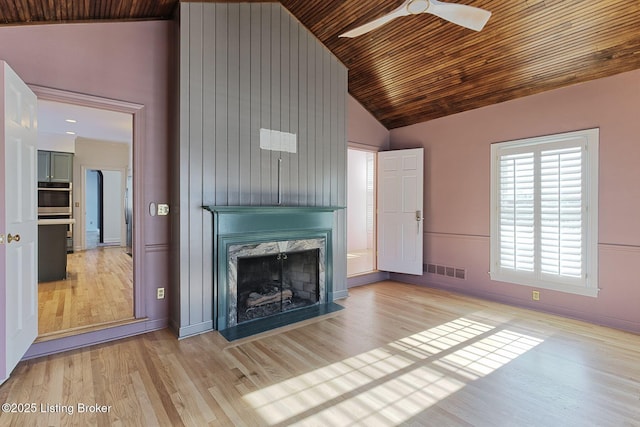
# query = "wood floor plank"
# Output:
<box><xmin>2</xmin><ymin>281</ymin><xmax>640</xmax><ymax>426</ymax></box>
<box><xmin>37</xmin><ymin>246</ymin><xmax>134</xmax><ymax>336</ymax></box>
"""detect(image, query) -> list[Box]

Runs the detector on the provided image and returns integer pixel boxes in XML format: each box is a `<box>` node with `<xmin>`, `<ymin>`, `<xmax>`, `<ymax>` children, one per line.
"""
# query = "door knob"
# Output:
<box><xmin>7</xmin><ymin>233</ymin><xmax>20</xmax><ymax>243</ymax></box>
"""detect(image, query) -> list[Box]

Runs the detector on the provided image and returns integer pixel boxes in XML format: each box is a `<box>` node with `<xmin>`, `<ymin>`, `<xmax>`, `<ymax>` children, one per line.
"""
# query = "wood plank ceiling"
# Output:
<box><xmin>1</xmin><ymin>0</ymin><xmax>639</xmax><ymax>129</ymax></box>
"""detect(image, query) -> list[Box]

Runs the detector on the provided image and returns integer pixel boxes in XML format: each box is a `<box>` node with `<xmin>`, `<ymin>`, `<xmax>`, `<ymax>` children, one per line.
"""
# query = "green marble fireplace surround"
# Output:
<box><xmin>205</xmin><ymin>206</ymin><xmax>344</xmax><ymax>335</ymax></box>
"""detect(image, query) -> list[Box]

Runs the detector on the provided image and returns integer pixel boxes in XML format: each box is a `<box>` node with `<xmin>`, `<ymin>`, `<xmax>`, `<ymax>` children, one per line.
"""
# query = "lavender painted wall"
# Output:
<box><xmin>0</xmin><ymin>21</ymin><xmax>172</xmax><ymax>356</ymax></box>
<box><xmin>389</xmin><ymin>69</ymin><xmax>640</xmax><ymax>333</ymax></box>
<box><xmin>347</xmin><ymin>94</ymin><xmax>389</xmax><ymax>150</ymax></box>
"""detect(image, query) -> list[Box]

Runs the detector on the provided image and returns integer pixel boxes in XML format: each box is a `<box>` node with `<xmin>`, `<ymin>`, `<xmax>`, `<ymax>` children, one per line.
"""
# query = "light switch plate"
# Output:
<box><xmin>157</xmin><ymin>204</ymin><xmax>170</xmax><ymax>216</ymax></box>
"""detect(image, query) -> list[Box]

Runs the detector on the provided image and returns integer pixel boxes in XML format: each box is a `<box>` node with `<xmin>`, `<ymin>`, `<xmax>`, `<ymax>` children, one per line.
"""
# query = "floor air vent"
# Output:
<box><xmin>424</xmin><ymin>263</ymin><xmax>466</xmax><ymax>280</ymax></box>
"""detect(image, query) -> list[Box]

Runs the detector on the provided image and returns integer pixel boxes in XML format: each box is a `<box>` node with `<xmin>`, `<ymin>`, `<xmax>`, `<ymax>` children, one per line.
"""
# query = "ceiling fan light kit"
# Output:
<box><xmin>407</xmin><ymin>0</ymin><xmax>430</xmax><ymax>14</ymax></box>
<box><xmin>339</xmin><ymin>0</ymin><xmax>491</xmax><ymax>38</ymax></box>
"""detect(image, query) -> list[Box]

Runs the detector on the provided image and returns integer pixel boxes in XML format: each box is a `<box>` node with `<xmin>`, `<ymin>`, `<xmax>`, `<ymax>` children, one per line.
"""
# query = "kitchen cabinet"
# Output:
<box><xmin>37</xmin><ymin>218</ymin><xmax>75</xmax><ymax>282</ymax></box>
<box><xmin>37</xmin><ymin>151</ymin><xmax>49</xmax><ymax>181</ymax></box>
<box><xmin>38</xmin><ymin>223</ymin><xmax>68</xmax><ymax>282</ymax></box>
<box><xmin>38</xmin><ymin>150</ymin><xmax>73</xmax><ymax>183</ymax></box>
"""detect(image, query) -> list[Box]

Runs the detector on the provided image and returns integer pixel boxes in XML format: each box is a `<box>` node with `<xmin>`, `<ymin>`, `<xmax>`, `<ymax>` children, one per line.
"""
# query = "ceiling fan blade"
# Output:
<box><xmin>427</xmin><ymin>0</ymin><xmax>491</xmax><ymax>31</ymax></box>
<box><xmin>339</xmin><ymin>1</ymin><xmax>411</xmax><ymax>38</ymax></box>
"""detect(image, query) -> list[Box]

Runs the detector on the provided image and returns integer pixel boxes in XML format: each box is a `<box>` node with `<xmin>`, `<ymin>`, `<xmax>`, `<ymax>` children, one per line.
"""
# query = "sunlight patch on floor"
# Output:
<box><xmin>243</xmin><ymin>317</ymin><xmax>544</xmax><ymax>425</ymax></box>
<box><xmin>436</xmin><ymin>329</ymin><xmax>543</xmax><ymax>378</ymax></box>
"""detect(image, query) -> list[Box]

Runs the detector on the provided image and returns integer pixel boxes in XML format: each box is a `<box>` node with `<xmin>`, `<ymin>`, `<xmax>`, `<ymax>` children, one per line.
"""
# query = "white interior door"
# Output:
<box><xmin>1</xmin><ymin>61</ymin><xmax>38</xmax><ymax>384</ymax></box>
<box><xmin>377</xmin><ymin>148</ymin><xmax>424</xmax><ymax>275</ymax></box>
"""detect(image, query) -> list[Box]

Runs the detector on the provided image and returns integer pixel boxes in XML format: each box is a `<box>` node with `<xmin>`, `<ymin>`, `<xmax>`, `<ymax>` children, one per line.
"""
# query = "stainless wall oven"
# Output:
<box><xmin>38</xmin><ymin>182</ymin><xmax>72</xmax><ymax>216</ymax></box>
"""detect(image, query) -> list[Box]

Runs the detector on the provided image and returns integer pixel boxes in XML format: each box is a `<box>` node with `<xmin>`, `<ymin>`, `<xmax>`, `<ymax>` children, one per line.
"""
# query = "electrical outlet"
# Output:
<box><xmin>157</xmin><ymin>287</ymin><xmax>165</xmax><ymax>299</ymax></box>
<box><xmin>532</xmin><ymin>290</ymin><xmax>540</xmax><ymax>301</ymax></box>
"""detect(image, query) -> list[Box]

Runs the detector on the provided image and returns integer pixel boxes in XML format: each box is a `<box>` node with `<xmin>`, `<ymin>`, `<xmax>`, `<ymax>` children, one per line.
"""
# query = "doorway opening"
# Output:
<box><xmin>85</xmin><ymin>169</ymin><xmax>103</xmax><ymax>247</ymax></box>
<box><xmin>347</xmin><ymin>148</ymin><xmax>377</xmax><ymax>276</ymax></box>
<box><xmin>33</xmin><ymin>86</ymin><xmax>140</xmax><ymax>340</ymax></box>
<box><xmin>85</xmin><ymin>168</ymin><xmax>126</xmax><ymax>250</ymax></box>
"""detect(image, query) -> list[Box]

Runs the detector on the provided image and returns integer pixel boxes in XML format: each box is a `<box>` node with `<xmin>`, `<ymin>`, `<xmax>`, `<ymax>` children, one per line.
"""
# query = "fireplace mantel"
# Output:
<box><xmin>204</xmin><ymin>205</ymin><xmax>344</xmax><ymax>332</ymax></box>
<box><xmin>205</xmin><ymin>206</ymin><xmax>343</xmax><ymax>213</ymax></box>
<box><xmin>205</xmin><ymin>205</ymin><xmax>343</xmax><ymax>230</ymax></box>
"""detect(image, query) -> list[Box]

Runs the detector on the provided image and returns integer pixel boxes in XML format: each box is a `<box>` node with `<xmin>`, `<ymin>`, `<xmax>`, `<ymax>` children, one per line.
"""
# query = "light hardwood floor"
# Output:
<box><xmin>2</xmin><ymin>281</ymin><xmax>640</xmax><ymax>426</ymax></box>
<box><xmin>37</xmin><ymin>246</ymin><xmax>134</xmax><ymax>337</ymax></box>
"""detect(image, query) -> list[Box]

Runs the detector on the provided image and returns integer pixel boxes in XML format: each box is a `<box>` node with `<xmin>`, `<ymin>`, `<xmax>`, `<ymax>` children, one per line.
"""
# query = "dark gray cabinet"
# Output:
<box><xmin>38</xmin><ymin>224</ymin><xmax>68</xmax><ymax>282</ymax></box>
<box><xmin>38</xmin><ymin>150</ymin><xmax>73</xmax><ymax>182</ymax></box>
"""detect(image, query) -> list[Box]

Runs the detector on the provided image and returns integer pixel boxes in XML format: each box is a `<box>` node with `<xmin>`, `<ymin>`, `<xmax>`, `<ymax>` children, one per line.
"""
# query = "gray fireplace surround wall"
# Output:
<box><xmin>205</xmin><ymin>206</ymin><xmax>343</xmax><ymax>331</ymax></box>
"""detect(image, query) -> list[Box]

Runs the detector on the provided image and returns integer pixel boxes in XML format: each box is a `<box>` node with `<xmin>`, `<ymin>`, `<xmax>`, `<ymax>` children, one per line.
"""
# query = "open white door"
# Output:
<box><xmin>377</xmin><ymin>148</ymin><xmax>424</xmax><ymax>275</ymax></box>
<box><xmin>0</xmin><ymin>61</ymin><xmax>38</xmax><ymax>385</ymax></box>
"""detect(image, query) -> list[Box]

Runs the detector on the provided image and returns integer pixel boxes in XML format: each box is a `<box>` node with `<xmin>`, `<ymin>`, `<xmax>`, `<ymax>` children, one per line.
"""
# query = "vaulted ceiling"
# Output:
<box><xmin>2</xmin><ymin>0</ymin><xmax>639</xmax><ymax>129</ymax></box>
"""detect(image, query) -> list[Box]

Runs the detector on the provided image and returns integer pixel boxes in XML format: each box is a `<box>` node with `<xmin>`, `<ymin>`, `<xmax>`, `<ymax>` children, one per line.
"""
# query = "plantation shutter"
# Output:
<box><xmin>496</xmin><ymin>141</ymin><xmax>587</xmax><ymax>283</ymax></box>
<box><xmin>539</xmin><ymin>146</ymin><xmax>583</xmax><ymax>279</ymax></box>
<box><xmin>499</xmin><ymin>152</ymin><xmax>535</xmax><ymax>272</ymax></box>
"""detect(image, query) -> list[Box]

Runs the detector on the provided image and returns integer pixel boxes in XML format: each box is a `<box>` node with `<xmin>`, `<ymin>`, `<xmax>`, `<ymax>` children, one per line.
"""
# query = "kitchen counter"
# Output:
<box><xmin>38</xmin><ymin>218</ymin><xmax>76</xmax><ymax>226</ymax></box>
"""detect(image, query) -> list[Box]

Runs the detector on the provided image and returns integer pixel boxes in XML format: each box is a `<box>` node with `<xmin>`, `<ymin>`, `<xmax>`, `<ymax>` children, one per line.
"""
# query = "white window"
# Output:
<box><xmin>490</xmin><ymin>129</ymin><xmax>599</xmax><ymax>297</ymax></box>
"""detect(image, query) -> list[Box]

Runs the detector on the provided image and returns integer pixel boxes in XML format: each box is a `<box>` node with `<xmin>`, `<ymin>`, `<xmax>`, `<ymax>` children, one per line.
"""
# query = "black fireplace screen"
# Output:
<box><xmin>236</xmin><ymin>249</ymin><xmax>320</xmax><ymax>324</ymax></box>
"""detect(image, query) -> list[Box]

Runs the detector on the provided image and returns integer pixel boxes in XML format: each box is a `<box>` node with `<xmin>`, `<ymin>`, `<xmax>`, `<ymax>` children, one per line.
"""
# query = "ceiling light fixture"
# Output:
<box><xmin>66</xmin><ymin>131</ymin><xmax>76</xmax><ymax>135</ymax></box>
<box><xmin>65</xmin><ymin>119</ymin><xmax>77</xmax><ymax>123</ymax></box>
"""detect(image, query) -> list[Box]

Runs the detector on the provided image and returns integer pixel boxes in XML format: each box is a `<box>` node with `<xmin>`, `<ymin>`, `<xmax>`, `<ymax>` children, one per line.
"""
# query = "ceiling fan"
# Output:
<box><xmin>339</xmin><ymin>0</ymin><xmax>491</xmax><ymax>38</ymax></box>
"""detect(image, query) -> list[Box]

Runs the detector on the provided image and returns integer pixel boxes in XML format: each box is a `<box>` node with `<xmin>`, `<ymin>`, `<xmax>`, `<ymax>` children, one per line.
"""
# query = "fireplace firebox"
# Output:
<box><xmin>226</xmin><ymin>237</ymin><xmax>326</xmax><ymax>328</ymax></box>
<box><xmin>236</xmin><ymin>249</ymin><xmax>320</xmax><ymax>324</ymax></box>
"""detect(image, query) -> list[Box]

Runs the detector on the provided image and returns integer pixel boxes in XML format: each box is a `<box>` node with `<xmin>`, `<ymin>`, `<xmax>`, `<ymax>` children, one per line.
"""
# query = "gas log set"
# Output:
<box><xmin>236</xmin><ymin>249</ymin><xmax>320</xmax><ymax>325</ymax></box>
